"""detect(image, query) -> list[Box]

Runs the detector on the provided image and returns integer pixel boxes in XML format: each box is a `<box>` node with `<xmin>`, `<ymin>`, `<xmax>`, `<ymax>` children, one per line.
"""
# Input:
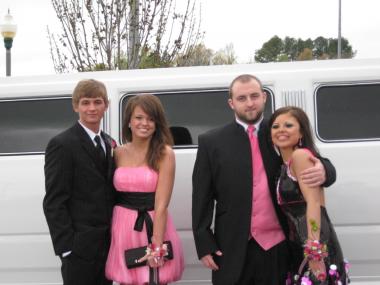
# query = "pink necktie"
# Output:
<box><xmin>247</xmin><ymin>125</ymin><xmax>259</xmax><ymax>183</ymax></box>
<box><xmin>247</xmin><ymin>125</ymin><xmax>255</xmax><ymax>139</ymax></box>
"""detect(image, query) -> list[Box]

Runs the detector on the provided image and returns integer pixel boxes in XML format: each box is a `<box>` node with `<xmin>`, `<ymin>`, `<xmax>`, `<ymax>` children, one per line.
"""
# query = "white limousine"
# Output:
<box><xmin>0</xmin><ymin>58</ymin><xmax>379</xmax><ymax>284</ymax></box>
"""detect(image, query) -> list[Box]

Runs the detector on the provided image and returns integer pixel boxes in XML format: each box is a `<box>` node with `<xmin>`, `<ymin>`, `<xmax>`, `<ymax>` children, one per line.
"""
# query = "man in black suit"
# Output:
<box><xmin>43</xmin><ymin>79</ymin><xmax>115</xmax><ymax>285</ymax></box>
<box><xmin>192</xmin><ymin>74</ymin><xmax>336</xmax><ymax>285</ymax></box>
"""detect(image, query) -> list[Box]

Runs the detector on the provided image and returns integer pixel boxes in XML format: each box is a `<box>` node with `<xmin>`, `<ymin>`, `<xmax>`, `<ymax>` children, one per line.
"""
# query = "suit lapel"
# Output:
<box><xmin>258</xmin><ymin>119</ymin><xmax>282</xmax><ymax>200</ymax></box>
<box><xmin>74</xmin><ymin>123</ymin><xmax>106</xmax><ymax>176</ymax></box>
<box><xmin>101</xmin><ymin>131</ymin><xmax>115</xmax><ymax>180</ymax></box>
<box><xmin>258</xmin><ymin>119</ymin><xmax>273</xmax><ymax>174</ymax></box>
<box><xmin>230</xmin><ymin>122</ymin><xmax>253</xmax><ymax>194</ymax></box>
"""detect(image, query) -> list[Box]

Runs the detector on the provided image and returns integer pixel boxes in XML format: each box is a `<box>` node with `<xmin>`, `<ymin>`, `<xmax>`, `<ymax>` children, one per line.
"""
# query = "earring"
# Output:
<box><xmin>128</xmin><ymin>123</ymin><xmax>131</xmax><ymax>128</ymax></box>
<box><xmin>298</xmin><ymin>138</ymin><xmax>303</xmax><ymax>147</ymax></box>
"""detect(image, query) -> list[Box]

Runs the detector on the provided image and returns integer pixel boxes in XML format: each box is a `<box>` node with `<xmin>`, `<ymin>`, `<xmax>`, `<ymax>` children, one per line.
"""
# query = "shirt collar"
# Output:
<box><xmin>235</xmin><ymin>115</ymin><xmax>263</xmax><ymax>135</ymax></box>
<box><xmin>78</xmin><ymin>120</ymin><xmax>102</xmax><ymax>142</ymax></box>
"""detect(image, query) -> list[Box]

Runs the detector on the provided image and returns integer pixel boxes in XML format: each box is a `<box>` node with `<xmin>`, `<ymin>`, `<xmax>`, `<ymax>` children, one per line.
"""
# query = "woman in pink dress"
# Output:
<box><xmin>106</xmin><ymin>94</ymin><xmax>184</xmax><ymax>285</ymax></box>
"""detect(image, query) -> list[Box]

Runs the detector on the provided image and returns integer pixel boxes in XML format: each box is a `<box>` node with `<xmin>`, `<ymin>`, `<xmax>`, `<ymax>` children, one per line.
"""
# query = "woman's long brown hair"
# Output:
<box><xmin>122</xmin><ymin>94</ymin><xmax>173</xmax><ymax>171</ymax></box>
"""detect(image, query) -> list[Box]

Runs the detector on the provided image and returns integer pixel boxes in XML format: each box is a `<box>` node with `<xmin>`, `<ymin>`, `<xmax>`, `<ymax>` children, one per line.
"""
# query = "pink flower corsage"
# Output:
<box><xmin>148</xmin><ymin>243</ymin><xmax>168</xmax><ymax>259</ymax></box>
<box><xmin>147</xmin><ymin>243</ymin><xmax>169</xmax><ymax>263</ymax></box>
<box><xmin>109</xmin><ymin>138</ymin><xmax>117</xmax><ymax>157</ymax></box>
<box><xmin>300</xmin><ymin>276</ymin><xmax>312</xmax><ymax>285</ymax></box>
<box><xmin>304</xmin><ymin>239</ymin><xmax>328</xmax><ymax>261</ymax></box>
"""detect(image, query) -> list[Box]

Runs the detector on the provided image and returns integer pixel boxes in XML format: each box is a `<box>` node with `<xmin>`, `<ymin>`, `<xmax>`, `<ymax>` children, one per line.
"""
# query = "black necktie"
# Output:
<box><xmin>94</xmin><ymin>135</ymin><xmax>106</xmax><ymax>163</ymax></box>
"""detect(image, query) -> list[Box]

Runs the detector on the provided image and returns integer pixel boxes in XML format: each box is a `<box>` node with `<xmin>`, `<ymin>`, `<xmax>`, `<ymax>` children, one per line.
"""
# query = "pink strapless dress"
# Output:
<box><xmin>105</xmin><ymin>166</ymin><xmax>184</xmax><ymax>284</ymax></box>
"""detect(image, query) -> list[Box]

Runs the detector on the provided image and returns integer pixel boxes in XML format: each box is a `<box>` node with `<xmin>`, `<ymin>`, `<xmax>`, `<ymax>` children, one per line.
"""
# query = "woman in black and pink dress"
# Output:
<box><xmin>269</xmin><ymin>106</ymin><xmax>349</xmax><ymax>285</ymax></box>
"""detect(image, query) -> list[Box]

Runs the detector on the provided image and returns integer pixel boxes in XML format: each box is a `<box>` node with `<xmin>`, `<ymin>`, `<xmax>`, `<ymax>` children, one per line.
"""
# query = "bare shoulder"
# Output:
<box><xmin>114</xmin><ymin>145</ymin><xmax>124</xmax><ymax>154</ymax></box>
<box><xmin>291</xmin><ymin>148</ymin><xmax>314</xmax><ymax>167</ymax></box>
<box><xmin>114</xmin><ymin>144</ymin><xmax>127</xmax><ymax>158</ymax></box>
<box><xmin>163</xmin><ymin>145</ymin><xmax>175</xmax><ymax>161</ymax></box>
<box><xmin>158</xmin><ymin>145</ymin><xmax>175</xmax><ymax>167</ymax></box>
<box><xmin>156</xmin><ymin>145</ymin><xmax>175</xmax><ymax>178</ymax></box>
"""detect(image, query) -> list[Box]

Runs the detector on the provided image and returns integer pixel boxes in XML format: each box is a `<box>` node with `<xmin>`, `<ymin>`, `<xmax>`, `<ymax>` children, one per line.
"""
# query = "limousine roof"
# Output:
<box><xmin>1</xmin><ymin>57</ymin><xmax>380</xmax><ymax>98</ymax></box>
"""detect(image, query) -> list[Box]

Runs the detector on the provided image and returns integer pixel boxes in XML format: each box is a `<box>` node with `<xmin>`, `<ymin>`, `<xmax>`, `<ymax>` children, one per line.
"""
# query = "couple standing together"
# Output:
<box><xmin>44</xmin><ymin>75</ymin><xmax>348</xmax><ymax>285</ymax></box>
<box><xmin>192</xmin><ymin>74</ymin><xmax>348</xmax><ymax>285</ymax></box>
<box><xmin>43</xmin><ymin>79</ymin><xmax>184</xmax><ymax>285</ymax></box>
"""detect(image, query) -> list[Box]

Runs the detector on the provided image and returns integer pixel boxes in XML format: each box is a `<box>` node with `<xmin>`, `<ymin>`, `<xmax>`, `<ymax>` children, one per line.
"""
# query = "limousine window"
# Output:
<box><xmin>0</xmin><ymin>97</ymin><xmax>77</xmax><ymax>154</ymax></box>
<box><xmin>121</xmin><ymin>89</ymin><xmax>274</xmax><ymax>146</ymax></box>
<box><xmin>316</xmin><ymin>83</ymin><xmax>380</xmax><ymax>141</ymax></box>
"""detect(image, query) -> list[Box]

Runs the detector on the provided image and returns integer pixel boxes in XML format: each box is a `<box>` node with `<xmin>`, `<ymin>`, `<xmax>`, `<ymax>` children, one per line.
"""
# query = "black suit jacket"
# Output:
<box><xmin>43</xmin><ymin>122</ymin><xmax>116</xmax><ymax>261</ymax></box>
<box><xmin>192</xmin><ymin>120</ymin><xmax>336</xmax><ymax>284</ymax></box>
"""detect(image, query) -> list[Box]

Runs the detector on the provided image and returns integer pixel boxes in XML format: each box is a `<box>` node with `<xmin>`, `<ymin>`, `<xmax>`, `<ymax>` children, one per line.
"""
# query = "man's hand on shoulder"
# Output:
<box><xmin>300</xmin><ymin>156</ymin><xmax>326</xmax><ymax>187</ymax></box>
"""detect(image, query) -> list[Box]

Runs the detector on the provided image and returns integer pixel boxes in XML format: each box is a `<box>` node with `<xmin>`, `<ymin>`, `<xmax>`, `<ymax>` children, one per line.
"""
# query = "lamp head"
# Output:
<box><xmin>0</xmin><ymin>9</ymin><xmax>17</xmax><ymax>39</ymax></box>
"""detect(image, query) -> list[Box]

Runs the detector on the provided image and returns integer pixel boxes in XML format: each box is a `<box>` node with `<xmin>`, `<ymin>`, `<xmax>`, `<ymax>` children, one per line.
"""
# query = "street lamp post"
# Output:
<box><xmin>338</xmin><ymin>0</ymin><xmax>342</xmax><ymax>59</ymax></box>
<box><xmin>0</xmin><ymin>9</ymin><xmax>17</xmax><ymax>76</ymax></box>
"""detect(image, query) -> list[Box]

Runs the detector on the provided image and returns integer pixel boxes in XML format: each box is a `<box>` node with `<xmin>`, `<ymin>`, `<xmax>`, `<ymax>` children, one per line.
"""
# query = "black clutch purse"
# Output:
<box><xmin>124</xmin><ymin>241</ymin><xmax>174</xmax><ymax>269</ymax></box>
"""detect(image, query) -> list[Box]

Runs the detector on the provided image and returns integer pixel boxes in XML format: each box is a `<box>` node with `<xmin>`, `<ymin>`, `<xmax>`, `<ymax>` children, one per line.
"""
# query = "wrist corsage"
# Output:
<box><xmin>147</xmin><ymin>243</ymin><xmax>169</xmax><ymax>260</ymax></box>
<box><xmin>125</xmin><ymin>240</ymin><xmax>173</xmax><ymax>268</ymax></box>
<box><xmin>303</xmin><ymin>239</ymin><xmax>328</xmax><ymax>261</ymax></box>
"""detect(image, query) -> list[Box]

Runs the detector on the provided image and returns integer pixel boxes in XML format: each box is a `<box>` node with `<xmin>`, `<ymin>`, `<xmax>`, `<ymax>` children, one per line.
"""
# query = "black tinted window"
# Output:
<box><xmin>0</xmin><ymin>98</ymin><xmax>77</xmax><ymax>154</ymax></box>
<box><xmin>316</xmin><ymin>83</ymin><xmax>380</xmax><ymax>141</ymax></box>
<box><xmin>121</xmin><ymin>89</ymin><xmax>274</xmax><ymax>146</ymax></box>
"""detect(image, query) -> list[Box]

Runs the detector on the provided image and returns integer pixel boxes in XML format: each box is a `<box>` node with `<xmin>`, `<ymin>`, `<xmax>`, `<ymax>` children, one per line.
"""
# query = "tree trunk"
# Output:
<box><xmin>128</xmin><ymin>0</ymin><xmax>140</xmax><ymax>69</ymax></box>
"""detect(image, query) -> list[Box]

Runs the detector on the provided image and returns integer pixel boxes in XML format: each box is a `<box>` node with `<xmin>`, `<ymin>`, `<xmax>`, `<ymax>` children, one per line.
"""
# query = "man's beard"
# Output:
<box><xmin>236</xmin><ymin>110</ymin><xmax>264</xmax><ymax>125</ymax></box>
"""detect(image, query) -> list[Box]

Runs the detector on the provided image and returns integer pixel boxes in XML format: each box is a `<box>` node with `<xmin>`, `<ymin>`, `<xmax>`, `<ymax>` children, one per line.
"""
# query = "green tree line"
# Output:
<box><xmin>254</xmin><ymin>35</ymin><xmax>355</xmax><ymax>63</ymax></box>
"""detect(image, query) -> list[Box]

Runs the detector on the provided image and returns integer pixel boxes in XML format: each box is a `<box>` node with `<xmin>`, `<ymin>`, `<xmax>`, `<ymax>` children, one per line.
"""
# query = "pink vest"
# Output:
<box><xmin>248</xmin><ymin>125</ymin><xmax>285</xmax><ymax>250</ymax></box>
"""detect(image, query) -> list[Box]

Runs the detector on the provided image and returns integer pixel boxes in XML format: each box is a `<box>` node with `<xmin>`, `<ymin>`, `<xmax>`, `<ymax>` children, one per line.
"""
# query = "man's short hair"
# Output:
<box><xmin>229</xmin><ymin>74</ymin><xmax>264</xmax><ymax>98</ymax></box>
<box><xmin>72</xmin><ymin>79</ymin><xmax>108</xmax><ymax>107</ymax></box>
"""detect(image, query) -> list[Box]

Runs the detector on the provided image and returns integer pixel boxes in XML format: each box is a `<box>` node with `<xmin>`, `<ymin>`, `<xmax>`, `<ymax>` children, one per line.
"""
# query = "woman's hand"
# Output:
<box><xmin>309</xmin><ymin>259</ymin><xmax>326</xmax><ymax>281</ymax></box>
<box><xmin>300</xmin><ymin>156</ymin><xmax>326</xmax><ymax>187</ymax></box>
<box><xmin>146</xmin><ymin>242</ymin><xmax>168</xmax><ymax>268</ymax></box>
<box><xmin>147</xmin><ymin>252</ymin><xmax>165</xmax><ymax>268</ymax></box>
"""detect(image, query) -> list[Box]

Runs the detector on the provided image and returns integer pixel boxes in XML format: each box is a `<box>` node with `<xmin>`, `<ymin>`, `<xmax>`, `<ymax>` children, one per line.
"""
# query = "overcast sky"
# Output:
<box><xmin>0</xmin><ymin>0</ymin><xmax>379</xmax><ymax>76</ymax></box>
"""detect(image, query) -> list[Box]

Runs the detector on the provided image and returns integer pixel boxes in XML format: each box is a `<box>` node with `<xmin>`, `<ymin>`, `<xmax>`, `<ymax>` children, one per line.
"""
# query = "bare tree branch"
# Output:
<box><xmin>48</xmin><ymin>0</ymin><xmax>203</xmax><ymax>72</ymax></box>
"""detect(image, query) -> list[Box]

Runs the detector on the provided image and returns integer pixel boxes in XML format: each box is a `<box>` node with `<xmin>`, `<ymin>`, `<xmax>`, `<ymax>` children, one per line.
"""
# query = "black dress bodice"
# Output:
<box><xmin>276</xmin><ymin>164</ymin><xmax>349</xmax><ymax>284</ymax></box>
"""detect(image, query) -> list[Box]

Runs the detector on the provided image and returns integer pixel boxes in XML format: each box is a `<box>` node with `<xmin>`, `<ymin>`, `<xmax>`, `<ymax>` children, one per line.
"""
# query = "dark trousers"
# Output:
<box><xmin>60</xmin><ymin>239</ymin><xmax>112</xmax><ymax>285</ymax></box>
<box><xmin>237</xmin><ymin>238</ymin><xmax>289</xmax><ymax>285</ymax></box>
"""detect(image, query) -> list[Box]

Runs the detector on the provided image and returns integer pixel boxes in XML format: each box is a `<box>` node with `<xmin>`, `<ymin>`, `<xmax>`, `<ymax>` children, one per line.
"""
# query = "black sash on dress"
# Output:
<box><xmin>116</xmin><ymin>191</ymin><xmax>159</xmax><ymax>285</ymax></box>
